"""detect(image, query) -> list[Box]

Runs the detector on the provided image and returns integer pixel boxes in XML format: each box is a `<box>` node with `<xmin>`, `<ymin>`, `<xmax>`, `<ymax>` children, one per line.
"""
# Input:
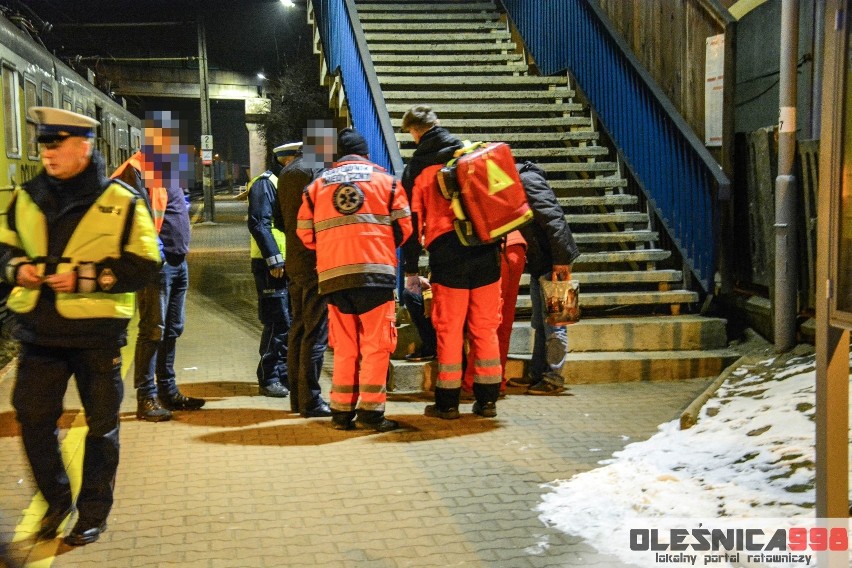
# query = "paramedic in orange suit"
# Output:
<box><xmin>462</xmin><ymin>229</ymin><xmax>526</xmax><ymax>398</ymax></box>
<box><xmin>400</xmin><ymin>104</ymin><xmax>502</xmax><ymax>420</ymax></box>
<box><xmin>297</xmin><ymin>128</ymin><xmax>412</xmax><ymax>432</ymax></box>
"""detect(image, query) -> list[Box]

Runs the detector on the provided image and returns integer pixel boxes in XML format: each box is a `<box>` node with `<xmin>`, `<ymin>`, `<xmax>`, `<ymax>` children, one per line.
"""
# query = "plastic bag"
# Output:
<box><xmin>539</xmin><ymin>275</ymin><xmax>580</xmax><ymax>326</ymax></box>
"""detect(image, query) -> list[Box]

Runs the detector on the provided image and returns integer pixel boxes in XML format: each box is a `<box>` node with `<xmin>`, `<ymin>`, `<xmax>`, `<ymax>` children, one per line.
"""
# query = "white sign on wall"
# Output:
<box><xmin>704</xmin><ymin>34</ymin><xmax>724</xmax><ymax>147</ymax></box>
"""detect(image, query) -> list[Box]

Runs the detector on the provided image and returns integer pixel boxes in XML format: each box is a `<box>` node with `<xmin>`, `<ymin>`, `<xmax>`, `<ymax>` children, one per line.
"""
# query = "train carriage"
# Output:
<box><xmin>0</xmin><ymin>10</ymin><xmax>141</xmax><ymax>213</ymax></box>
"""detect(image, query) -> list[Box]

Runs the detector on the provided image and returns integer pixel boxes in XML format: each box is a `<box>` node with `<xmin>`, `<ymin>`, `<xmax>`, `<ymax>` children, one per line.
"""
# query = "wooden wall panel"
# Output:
<box><xmin>595</xmin><ymin>0</ymin><xmax>735</xmax><ymax>144</ymax></box>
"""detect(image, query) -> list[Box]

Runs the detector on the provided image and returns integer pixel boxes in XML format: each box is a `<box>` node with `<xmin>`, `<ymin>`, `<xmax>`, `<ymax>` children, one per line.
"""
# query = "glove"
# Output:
<box><xmin>405</xmin><ymin>274</ymin><xmax>422</xmax><ymax>295</ymax></box>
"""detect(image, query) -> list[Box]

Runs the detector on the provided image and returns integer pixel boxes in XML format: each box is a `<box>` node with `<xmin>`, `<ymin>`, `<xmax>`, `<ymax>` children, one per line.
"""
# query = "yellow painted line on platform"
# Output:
<box><xmin>11</xmin><ymin>310</ymin><xmax>139</xmax><ymax>566</ymax></box>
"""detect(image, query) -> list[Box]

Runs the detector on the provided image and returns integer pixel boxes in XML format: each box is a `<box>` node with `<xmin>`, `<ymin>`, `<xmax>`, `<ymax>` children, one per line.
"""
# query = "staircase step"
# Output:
<box><xmin>565</xmin><ymin>211</ymin><xmax>648</xmax><ymax>224</ymax></box>
<box><xmin>359</xmin><ymin>12</ymin><xmax>500</xmax><ymax>22</ymax></box>
<box><xmin>399</xmin><ymin>146</ymin><xmax>609</xmax><ymax>160</ymax></box>
<box><xmin>379</xmin><ymin>75</ymin><xmax>569</xmax><ymax>86</ymax></box>
<box><xmin>391</xmin><ymin>117</ymin><xmax>590</xmax><ymax>130</ymax></box>
<box><xmin>389</xmin><ymin>102</ymin><xmax>584</xmax><ymax>115</ymax></box>
<box><xmin>361</xmin><ymin>21</ymin><xmax>504</xmax><ymax>32</ymax></box>
<box><xmin>370</xmin><ymin>42</ymin><xmax>518</xmax><ymax>53</ymax></box>
<box><xmin>365</xmin><ymin>31</ymin><xmax>513</xmax><ymax>42</ymax></box>
<box><xmin>515</xmin><ymin>290</ymin><xmax>697</xmax><ymax>310</ymax></box>
<box><xmin>556</xmin><ymin>194</ymin><xmax>634</xmax><ymax>208</ymax></box>
<box><xmin>508</xmin><ymin>316</ymin><xmax>728</xmax><ymax>353</ymax></box>
<box><xmin>375</xmin><ymin>63</ymin><xmax>529</xmax><ymax>75</ymax></box>
<box><xmin>575</xmin><ymin>249</ymin><xmax>671</xmax><ymax>264</ymax></box>
<box><xmin>572</xmin><ymin>230</ymin><xmax>659</xmax><ymax>245</ymax></box>
<box><xmin>558</xmin><ymin>349</ymin><xmax>740</xmax><ymax>383</ymax></box>
<box><xmin>375</xmin><ymin>53</ymin><xmax>524</xmax><ymax>64</ymax></box>
<box><xmin>518</xmin><ymin>269</ymin><xmax>683</xmax><ymax>287</ymax></box>
<box><xmin>548</xmin><ymin>176</ymin><xmax>627</xmax><ymax>188</ymax></box>
<box><xmin>357</xmin><ymin>2</ymin><xmax>498</xmax><ymax>12</ymax></box>
<box><xmin>383</xmin><ymin>89</ymin><xmax>574</xmax><ymax>101</ymax></box>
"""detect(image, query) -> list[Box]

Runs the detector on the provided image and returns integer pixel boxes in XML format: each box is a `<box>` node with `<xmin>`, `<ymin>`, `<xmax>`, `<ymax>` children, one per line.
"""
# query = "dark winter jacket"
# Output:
<box><xmin>516</xmin><ymin>161</ymin><xmax>580</xmax><ymax>278</ymax></box>
<box><xmin>401</xmin><ymin>127</ymin><xmax>501</xmax><ymax>288</ymax></box>
<box><xmin>400</xmin><ymin>126</ymin><xmax>464</xmax><ymax>274</ymax></box>
<box><xmin>0</xmin><ymin>150</ymin><xmax>161</xmax><ymax>348</ymax></box>
<box><xmin>276</xmin><ymin>156</ymin><xmax>321</xmax><ymax>284</ymax></box>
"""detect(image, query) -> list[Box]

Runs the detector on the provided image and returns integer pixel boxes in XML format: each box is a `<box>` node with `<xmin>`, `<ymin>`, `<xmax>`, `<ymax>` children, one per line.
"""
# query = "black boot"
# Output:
<box><xmin>331</xmin><ymin>411</ymin><xmax>356</xmax><ymax>430</ymax></box>
<box><xmin>424</xmin><ymin>387</ymin><xmax>461</xmax><ymax>420</ymax></box>
<box><xmin>473</xmin><ymin>382</ymin><xmax>500</xmax><ymax>405</ymax></box>
<box><xmin>356</xmin><ymin>410</ymin><xmax>399</xmax><ymax>432</ymax></box>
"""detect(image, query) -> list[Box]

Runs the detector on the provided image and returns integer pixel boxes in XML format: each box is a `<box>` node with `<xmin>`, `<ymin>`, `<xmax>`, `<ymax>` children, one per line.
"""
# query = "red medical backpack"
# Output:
<box><xmin>436</xmin><ymin>142</ymin><xmax>533</xmax><ymax>246</ymax></box>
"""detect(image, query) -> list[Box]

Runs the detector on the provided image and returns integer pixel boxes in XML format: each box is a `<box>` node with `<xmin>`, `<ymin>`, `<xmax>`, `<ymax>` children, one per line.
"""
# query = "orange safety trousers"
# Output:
<box><xmin>431</xmin><ymin>280</ymin><xmax>502</xmax><ymax>390</ymax></box>
<box><xmin>463</xmin><ymin>243</ymin><xmax>526</xmax><ymax>393</ymax></box>
<box><xmin>328</xmin><ymin>300</ymin><xmax>397</xmax><ymax>413</ymax></box>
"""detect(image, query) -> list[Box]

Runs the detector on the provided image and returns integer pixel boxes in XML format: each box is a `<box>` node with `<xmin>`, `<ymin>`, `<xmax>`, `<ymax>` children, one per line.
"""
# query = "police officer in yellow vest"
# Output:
<box><xmin>247</xmin><ymin>145</ymin><xmax>293</xmax><ymax>397</ymax></box>
<box><xmin>0</xmin><ymin>108</ymin><xmax>161</xmax><ymax>546</ymax></box>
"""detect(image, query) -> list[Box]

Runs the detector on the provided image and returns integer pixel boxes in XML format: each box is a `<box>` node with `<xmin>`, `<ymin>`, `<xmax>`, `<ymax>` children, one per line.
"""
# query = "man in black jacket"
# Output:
<box><xmin>275</xmin><ymin>129</ymin><xmax>332</xmax><ymax>418</ymax></box>
<box><xmin>509</xmin><ymin>161</ymin><xmax>580</xmax><ymax>395</ymax></box>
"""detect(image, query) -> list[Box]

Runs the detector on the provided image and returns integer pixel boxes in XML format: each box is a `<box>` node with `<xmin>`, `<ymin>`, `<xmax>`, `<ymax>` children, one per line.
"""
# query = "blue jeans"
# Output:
<box><xmin>528</xmin><ymin>274</ymin><xmax>568</xmax><ymax>384</ymax></box>
<box><xmin>134</xmin><ymin>259</ymin><xmax>188</xmax><ymax>399</ymax></box>
<box><xmin>400</xmin><ymin>288</ymin><xmax>437</xmax><ymax>356</ymax></box>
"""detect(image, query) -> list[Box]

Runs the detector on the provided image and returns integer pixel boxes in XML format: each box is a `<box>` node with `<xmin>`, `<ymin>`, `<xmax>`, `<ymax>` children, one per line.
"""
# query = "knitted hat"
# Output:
<box><xmin>337</xmin><ymin>127</ymin><xmax>369</xmax><ymax>157</ymax></box>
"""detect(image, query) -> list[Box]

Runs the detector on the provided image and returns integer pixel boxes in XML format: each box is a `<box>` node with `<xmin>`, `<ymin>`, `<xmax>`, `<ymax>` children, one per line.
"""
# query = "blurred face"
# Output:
<box><xmin>39</xmin><ymin>136</ymin><xmax>92</xmax><ymax>180</ymax></box>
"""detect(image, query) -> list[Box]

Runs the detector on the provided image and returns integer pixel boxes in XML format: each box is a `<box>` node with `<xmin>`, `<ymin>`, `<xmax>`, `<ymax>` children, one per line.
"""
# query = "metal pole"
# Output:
<box><xmin>774</xmin><ymin>0</ymin><xmax>799</xmax><ymax>351</ymax></box>
<box><xmin>197</xmin><ymin>17</ymin><xmax>215</xmax><ymax>223</ymax></box>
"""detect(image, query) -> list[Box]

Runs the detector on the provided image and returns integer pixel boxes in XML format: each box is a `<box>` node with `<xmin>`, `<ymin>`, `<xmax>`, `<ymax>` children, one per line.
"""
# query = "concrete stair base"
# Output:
<box><xmin>389</xmin><ymin>315</ymin><xmax>736</xmax><ymax>393</ymax></box>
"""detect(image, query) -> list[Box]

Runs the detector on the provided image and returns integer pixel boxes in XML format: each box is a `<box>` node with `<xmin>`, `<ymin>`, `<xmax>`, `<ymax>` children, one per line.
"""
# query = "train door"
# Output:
<box><xmin>1</xmin><ymin>62</ymin><xmax>20</xmax><ymax>200</ymax></box>
<box><xmin>95</xmin><ymin>105</ymin><xmax>107</xmax><ymax>159</ymax></box>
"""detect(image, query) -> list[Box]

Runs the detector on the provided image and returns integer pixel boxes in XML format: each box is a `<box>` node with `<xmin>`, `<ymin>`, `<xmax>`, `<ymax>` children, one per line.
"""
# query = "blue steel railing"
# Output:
<box><xmin>501</xmin><ymin>0</ymin><xmax>729</xmax><ymax>292</ymax></box>
<box><xmin>309</xmin><ymin>0</ymin><xmax>403</xmax><ymax>177</ymax></box>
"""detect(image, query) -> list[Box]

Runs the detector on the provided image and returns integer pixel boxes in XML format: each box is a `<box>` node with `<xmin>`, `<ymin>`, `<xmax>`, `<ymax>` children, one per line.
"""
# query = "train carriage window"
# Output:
<box><xmin>2</xmin><ymin>65</ymin><xmax>20</xmax><ymax>158</ymax></box>
<box><xmin>62</xmin><ymin>95</ymin><xmax>72</xmax><ymax>111</ymax></box>
<box><xmin>41</xmin><ymin>85</ymin><xmax>54</xmax><ymax>108</ymax></box>
<box><xmin>24</xmin><ymin>78</ymin><xmax>38</xmax><ymax>159</ymax></box>
<box><xmin>75</xmin><ymin>103</ymin><xmax>84</xmax><ymax>116</ymax></box>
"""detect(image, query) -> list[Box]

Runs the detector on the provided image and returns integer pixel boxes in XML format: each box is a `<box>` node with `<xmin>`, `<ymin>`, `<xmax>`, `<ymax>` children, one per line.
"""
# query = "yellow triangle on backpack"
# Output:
<box><xmin>486</xmin><ymin>158</ymin><xmax>516</xmax><ymax>195</ymax></box>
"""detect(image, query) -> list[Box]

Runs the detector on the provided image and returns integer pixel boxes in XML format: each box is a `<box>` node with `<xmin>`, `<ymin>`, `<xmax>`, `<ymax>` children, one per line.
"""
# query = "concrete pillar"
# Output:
<box><xmin>245</xmin><ymin>98</ymin><xmax>271</xmax><ymax>179</ymax></box>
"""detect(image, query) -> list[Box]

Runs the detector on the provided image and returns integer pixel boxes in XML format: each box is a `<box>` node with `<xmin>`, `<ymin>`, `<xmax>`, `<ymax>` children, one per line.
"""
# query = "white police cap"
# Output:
<box><xmin>273</xmin><ymin>142</ymin><xmax>302</xmax><ymax>158</ymax></box>
<box><xmin>28</xmin><ymin>107</ymin><xmax>99</xmax><ymax>142</ymax></box>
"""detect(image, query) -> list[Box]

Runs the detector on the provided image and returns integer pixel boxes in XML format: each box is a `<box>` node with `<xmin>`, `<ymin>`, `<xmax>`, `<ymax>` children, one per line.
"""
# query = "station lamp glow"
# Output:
<box><xmin>280</xmin><ymin>0</ymin><xmax>295</xmax><ymax>6</ymax></box>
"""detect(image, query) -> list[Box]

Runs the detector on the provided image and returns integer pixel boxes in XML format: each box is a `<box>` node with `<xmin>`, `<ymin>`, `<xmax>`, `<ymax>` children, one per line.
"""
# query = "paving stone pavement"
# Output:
<box><xmin>0</xmin><ymin>201</ymin><xmax>715</xmax><ymax>568</ymax></box>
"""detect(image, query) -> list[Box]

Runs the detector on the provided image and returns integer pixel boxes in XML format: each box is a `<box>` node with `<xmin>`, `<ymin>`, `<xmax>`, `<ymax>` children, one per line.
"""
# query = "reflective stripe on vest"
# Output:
<box><xmin>111</xmin><ymin>151</ymin><xmax>167</xmax><ymax>232</ymax></box>
<box><xmin>247</xmin><ymin>172</ymin><xmax>286</xmax><ymax>260</ymax></box>
<box><xmin>148</xmin><ymin>187</ymin><xmax>167</xmax><ymax>233</ymax></box>
<box><xmin>302</xmin><ymin>163</ymin><xmax>398</xmax><ymax>287</ymax></box>
<box><xmin>5</xmin><ymin>182</ymin><xmax>153</xmax><ymax>318</ymax></box>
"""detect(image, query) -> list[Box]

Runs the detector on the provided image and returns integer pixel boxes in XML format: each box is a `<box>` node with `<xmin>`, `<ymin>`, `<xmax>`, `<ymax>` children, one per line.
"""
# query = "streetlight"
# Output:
<box><xmin>280</xmin><ymin>0</ymin><xmax>295</xmax><ymax>7</ymax></box>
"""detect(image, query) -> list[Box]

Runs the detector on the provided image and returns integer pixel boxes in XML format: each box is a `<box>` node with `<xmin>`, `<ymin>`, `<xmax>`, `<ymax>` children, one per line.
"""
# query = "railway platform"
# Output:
<box><xmin>0</xmin><ymin>200</ymin><xmax>714</xmax><ymax>568</ymax></box>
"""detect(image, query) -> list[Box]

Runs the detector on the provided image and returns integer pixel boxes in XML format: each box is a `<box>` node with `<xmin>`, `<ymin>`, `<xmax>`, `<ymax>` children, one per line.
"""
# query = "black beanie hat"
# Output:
<box><xmin>338</xmin><ymin>127</ymin><xmax>369</xmax><ymax>157</ymax></box>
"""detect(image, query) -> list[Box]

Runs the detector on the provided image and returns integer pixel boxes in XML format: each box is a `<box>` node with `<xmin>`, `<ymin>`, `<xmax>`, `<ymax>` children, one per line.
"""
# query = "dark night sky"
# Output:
<box><xmin>2</xmin><ymin>0</ymin><xmax>312</xmax><ymax>171</ymax></box>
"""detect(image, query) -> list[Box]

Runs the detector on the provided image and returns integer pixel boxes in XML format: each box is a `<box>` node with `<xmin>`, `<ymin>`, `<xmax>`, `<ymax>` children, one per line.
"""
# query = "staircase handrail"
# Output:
<box><xmin>309</xmin><ymin>0</ymin><xmax>403</xmax><ymax>177</ymax></box>
<box><xmin>500</xmin><ymin>0</ymin><xmax>731</xmax><ymax>292</ymax></box>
